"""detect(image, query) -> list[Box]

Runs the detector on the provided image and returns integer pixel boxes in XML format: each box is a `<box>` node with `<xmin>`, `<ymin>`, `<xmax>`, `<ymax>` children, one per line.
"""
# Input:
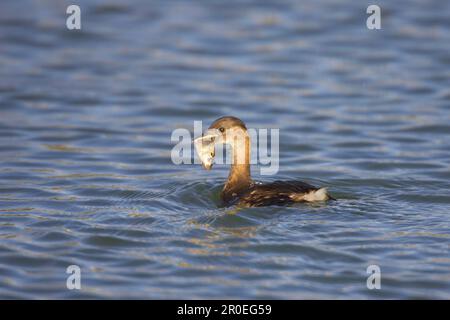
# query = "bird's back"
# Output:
<box><xmin>225</xmin><ymin>180</ymin><xmax>330</xmax><ymax>207</ymax></box>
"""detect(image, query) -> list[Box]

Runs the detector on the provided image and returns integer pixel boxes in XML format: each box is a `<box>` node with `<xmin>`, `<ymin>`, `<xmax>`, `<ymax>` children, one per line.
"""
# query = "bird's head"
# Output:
<box><xmin>194</xmin><ymin>116</ymin><xmax>248</xmax><ymax>170</ymax></box>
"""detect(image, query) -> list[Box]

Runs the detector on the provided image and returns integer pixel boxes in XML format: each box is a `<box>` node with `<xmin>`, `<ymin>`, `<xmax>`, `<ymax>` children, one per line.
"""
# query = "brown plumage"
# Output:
<box><xmin>227</xmin><ymin>181</ymin><xmax>321</xmax><ymax>207</ymax></box>
<box><xmin>195</xmin><ymin>116</ymin><xmax>335</xmax><ymax>207</ymax></box>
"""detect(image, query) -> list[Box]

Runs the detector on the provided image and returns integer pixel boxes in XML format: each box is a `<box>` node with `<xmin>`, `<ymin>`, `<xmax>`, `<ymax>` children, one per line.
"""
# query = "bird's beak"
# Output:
<box><xmin>193</xmin><ymin>129</ymin><xmax>220</xmax><ymax>171</ymax></box>
<box><xmin>202</xmin><ymin>160</ymin><xmax>213</xmax><ymax>171</ymax></box>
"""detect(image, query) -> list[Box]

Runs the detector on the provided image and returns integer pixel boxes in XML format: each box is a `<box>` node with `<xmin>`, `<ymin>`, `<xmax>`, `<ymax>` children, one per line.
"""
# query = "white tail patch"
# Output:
<box><xmin>290</xmin><ymin>188</ymin><xmax>329</xmax><ymax>202</ymax></box>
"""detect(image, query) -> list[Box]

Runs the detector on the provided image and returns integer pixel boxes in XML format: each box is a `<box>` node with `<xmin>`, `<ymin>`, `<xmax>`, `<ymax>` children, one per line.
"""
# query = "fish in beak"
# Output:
<box><xmin>193</xmin><ymin>130</ymin><xmax>219</xmax><ymax>170</ymax></box>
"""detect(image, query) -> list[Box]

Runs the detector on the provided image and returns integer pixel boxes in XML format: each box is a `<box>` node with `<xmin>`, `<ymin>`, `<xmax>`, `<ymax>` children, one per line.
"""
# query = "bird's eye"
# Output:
<box><xmin>219</xmin><ymin>127</ymin><xmax>225</xmax><ymax>133</ymax></box>
<box><xmin>210</xmin><ymin>152</ymin><xmax>214</xmax><ymax>157</ymax></box>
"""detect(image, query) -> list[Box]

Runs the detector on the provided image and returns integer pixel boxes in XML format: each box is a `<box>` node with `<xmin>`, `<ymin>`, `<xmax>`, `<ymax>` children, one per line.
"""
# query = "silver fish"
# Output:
<box><xmin>194</xmin><ymin>133</ymin><xmax>217</xmax><ymax>170</ymax></box>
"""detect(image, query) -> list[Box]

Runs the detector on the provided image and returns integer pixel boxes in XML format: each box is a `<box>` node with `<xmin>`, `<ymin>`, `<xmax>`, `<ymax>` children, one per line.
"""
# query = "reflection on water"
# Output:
<box><xmin>0</xmin><ymin>0</ymin><xmax>450</xmax><ymax>298</ymax></box>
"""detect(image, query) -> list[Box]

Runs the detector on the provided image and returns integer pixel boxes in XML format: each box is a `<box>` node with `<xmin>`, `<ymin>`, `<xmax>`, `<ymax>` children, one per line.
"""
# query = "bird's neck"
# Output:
<box><xmin>223</xmin><ymin>131</ymin><xmax>252</xmax><ymax>197</ymax></box>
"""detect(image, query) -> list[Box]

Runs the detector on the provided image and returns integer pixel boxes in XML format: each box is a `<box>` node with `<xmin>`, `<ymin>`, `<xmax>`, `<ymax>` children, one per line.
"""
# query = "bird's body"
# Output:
<box><xmin>194</xmin><ymin>116</ymin><xmax>334</xmax><ymax>207</ymax></box>
<box><xmin>223</xmin><ymin>180</ymin><xmax>330</xmax><ymax>207</ymax></box>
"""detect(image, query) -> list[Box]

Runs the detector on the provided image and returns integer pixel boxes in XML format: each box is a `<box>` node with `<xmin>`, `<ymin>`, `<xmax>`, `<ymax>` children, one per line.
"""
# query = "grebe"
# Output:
<box><xmin>194</xmin><ymin>116</ymin><xmax>335</xmax><ymax>207</ymax></box>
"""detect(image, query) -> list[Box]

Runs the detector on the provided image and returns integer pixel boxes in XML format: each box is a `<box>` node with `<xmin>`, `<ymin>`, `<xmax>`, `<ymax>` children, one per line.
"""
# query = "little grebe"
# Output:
<box><xmin>194</xmin><ymin>116</ymin><xmax>335</xmax><ymax>207</ymax></box>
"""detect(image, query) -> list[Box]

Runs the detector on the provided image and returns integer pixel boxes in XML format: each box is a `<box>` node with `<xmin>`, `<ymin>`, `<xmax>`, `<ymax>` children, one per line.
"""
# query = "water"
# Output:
<box><xmin>0</xmin><ymin>0</ymin><xmax>449</xmax><ymax>299</ymax></box>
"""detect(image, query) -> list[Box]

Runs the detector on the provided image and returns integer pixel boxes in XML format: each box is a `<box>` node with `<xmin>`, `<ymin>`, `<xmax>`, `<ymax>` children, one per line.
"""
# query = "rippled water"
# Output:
<box><xmin>1</xmin><ymin>0</ymin><xmax>450</xmax><ymax>299</ymax></box>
